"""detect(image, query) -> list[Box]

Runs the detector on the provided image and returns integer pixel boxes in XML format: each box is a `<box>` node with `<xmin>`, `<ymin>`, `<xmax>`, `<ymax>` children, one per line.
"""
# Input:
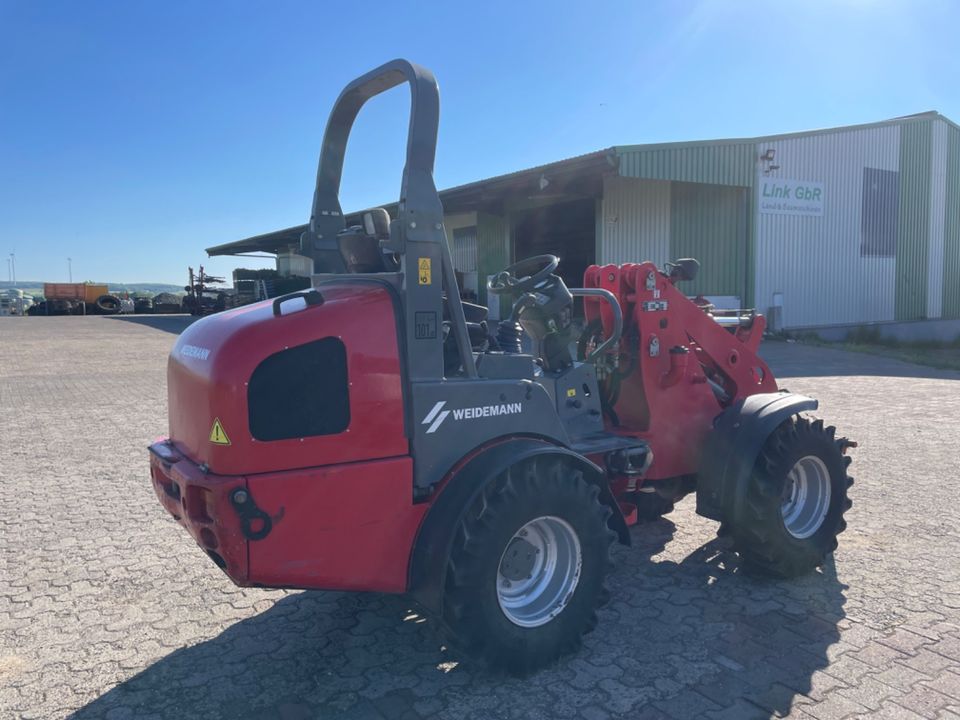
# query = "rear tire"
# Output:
<box><xmin>442</xmin><ymin>457</ymin><xmax>615</xmax><ymax>674</ymax></box>
<box><xmin>729</xmin><ymin>416</ymin><xmax>853</xmax><ymax>578</ymax></box>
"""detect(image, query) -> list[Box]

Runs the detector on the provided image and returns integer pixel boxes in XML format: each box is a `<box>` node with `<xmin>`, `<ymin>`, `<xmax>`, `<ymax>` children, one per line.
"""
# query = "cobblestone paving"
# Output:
<box><xmin>2</xmin><ymin>316</ymin><xmax>960</xmax><ymax>719</ymax></box>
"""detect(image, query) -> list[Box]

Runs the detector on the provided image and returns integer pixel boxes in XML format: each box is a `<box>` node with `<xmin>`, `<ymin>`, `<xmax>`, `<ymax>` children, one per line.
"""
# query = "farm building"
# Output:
<box><xmin>208</xmin><ymin>111</ymin><xmax>960</xmax><ymax>332</ymax></box>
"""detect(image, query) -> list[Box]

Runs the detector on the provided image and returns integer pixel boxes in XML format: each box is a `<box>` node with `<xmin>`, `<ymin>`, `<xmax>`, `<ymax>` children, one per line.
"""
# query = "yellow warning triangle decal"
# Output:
<box><xmin>209</xmin><ymin>418</ymin><xmax>231</xmax><ymax>445</ymax></box>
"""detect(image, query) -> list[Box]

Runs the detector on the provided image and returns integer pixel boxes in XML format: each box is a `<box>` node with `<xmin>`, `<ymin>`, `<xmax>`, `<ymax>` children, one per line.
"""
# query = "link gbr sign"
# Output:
<box><xmin>758</xmin><ymin>178</ymin><xmax>825</xmax><ymax>216</ymax></box>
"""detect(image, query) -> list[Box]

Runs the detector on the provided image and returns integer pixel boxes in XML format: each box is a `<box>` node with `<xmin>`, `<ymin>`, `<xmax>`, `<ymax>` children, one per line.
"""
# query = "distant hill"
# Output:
<box><xmin>0</xmin><ymin>281</ymin><xmax>185</xmax><ymax>296</ymax></box>
<box><xmin>105</xmin><ymin>283</ymin><xmax>187</xmax><ymax>295</ymax></box>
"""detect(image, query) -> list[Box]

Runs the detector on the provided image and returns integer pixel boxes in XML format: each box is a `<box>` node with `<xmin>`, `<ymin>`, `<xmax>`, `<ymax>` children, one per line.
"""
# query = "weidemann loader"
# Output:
<box><xmin>150</xmin><ymin>60</ymin><xmax>854</xmax><ymax>673</ymax></box>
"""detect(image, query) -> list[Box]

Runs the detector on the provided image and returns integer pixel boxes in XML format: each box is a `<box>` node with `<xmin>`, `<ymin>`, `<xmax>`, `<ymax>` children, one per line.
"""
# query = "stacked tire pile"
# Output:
<box><xmin>92</xmin><ymin>294</ymin><xmax>122</xmax><ymax>314</ymax></box>
<box><xmin>27</xmin><ymin>298</ymin><xmax>78</xmax><ymax>315</ymax></box>
<box><xmin>29</xmin><ymin>299</ymin><xmax>78</xmax><ymax>315</ymax></box>
<box><xmin>28</xmin><ymin>291</ymin><xmax>186</xmax><ymax>316</ymax></box>
<box><xmin>151</xmin><ymin>292</ymin><xmax>184</xmax><ymax>314</ymax></box>
<box><xmin>27</xmin><ymin>294</ymin><xmax>124</xmax><ymax>315</ymax></box>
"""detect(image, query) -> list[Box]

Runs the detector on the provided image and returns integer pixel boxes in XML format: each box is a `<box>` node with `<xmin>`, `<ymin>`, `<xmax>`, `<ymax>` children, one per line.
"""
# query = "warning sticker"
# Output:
<box><xmin>418</xmin><ymin>257</ymin><xmax>432</xmax><ymax>285</ymax></box>
<box><xmin>209</xmin><ymin>418</ymin><xmax>231</xmax><ymax>446</ymax></box>
<box><xmin>566</xmin><ymin>388</ymin><xmax>577</xmax><ymax>398</ymax></box>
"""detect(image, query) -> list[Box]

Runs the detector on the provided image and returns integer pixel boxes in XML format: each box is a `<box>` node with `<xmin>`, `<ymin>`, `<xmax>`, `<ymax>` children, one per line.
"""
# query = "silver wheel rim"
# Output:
<box><xmin>781</xmin><ymin>455</ymin><xmax>832</xmax><ymax>539</ymax></box>
<box><xmin>496</xmin><ymin>516</ymin><xmax>582</xmax><ymax>628</ymax></box>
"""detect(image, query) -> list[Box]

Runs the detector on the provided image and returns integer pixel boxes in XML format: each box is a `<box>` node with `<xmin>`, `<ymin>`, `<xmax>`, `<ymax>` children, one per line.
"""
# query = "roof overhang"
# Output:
<box><xmin>205</xmin><ymin>225</ymin><xmax>305</xmax><ymax>257</ymax></box>
<box><xmin>206</xmin><ymin>149</ymin><xmax>618</xmax><ymax>257</ymax></box>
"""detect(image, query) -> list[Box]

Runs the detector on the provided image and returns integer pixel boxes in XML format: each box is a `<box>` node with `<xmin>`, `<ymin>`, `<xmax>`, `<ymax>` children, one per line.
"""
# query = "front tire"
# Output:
<box><xmin>441</xmin><ymin>457</ymin><xmax>615</xmax><ymax>674</ymax></box>
<box><xmin>729</xmin><ymin>416</ymin><xmax>853</xmax><ymax>578</ymax></box>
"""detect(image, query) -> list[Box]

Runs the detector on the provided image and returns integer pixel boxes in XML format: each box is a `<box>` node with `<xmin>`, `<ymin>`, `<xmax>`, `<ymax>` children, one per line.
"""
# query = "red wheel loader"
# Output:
<box><xmin>149</xmin><ymin>60</ymin><xmax>854</xmax><ymax>674</ymax></box>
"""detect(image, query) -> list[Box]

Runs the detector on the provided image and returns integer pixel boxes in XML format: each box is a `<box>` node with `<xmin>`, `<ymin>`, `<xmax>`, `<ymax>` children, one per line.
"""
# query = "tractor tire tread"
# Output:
<box><xmin>731</xmin><ymin>415</ymin><xmax>853</xmax><ymax>579</ymax></box>
<box><xmin>440</xmin><ymin>455</ymin><xmax>615</xmax><ymax>675</ymax></box>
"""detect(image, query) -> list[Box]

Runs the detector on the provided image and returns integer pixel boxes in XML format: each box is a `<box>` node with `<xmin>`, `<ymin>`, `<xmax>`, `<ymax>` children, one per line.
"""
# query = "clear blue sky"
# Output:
<box><xmin>2</xmin><ymin>0</ymin><xmax>958</xmax><ymax>285</ymax></box>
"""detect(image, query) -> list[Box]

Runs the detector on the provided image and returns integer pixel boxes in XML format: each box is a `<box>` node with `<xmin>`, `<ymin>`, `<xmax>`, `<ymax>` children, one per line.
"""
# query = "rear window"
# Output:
<box><xmin>247</xmin><ymin>337</ymin><xmax>350</xmax><ymax>441</ymax></box>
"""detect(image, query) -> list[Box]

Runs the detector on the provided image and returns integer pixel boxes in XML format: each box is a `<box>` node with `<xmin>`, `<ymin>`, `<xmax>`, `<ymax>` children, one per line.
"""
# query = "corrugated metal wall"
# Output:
<box><xmin>616</xmin><ymin>143</ymin><xmax>755</xmax><ymax>187</ymax></box>
<box><xmin>451</xmin><ymin>227</ymin><xmax>477</xmax><ymax>272</ymax></box>
<box><xmin>444</xmin><ymin>212</ymin><xmax>478</xmax><ymax>272</ymax></box>
<box><xmin>598</xmin><ymin>176</ymin><xmax>748</xmax><ymax>300</ymax></box>
<box><xmin>945</xmin><ymin>125</ymin><xmax>960</xmax><ymax>319</ymax></box>
<box><xmin>927</xmin><ymin>121</ymin><xmax>948</xmax><ymax>319</ymax></box>
<box><xmin>896</xmin><ymin>120</ymin><xmax>933</xmax><ymax>320</ymax></box>
<box><xmin>476</xmin><ymin>212</ymin><xmax>509</xmax><ymax>314</ymax></box>
<box><xmin>670</xmin><ymin>183</ymin><xmax>747</xmax><ymax>299</ymax></box>
<box><xmin>461</xmin><ymin>117</ymin><xmax>957</xmax><ymax>329</ymax></box>
<box><xmin>616</xmin><ymin>118</ymin><xmax>959</xmax><ymax>327</ymax></box>
<box><xmin>753</xmin><ymin>125</ymin><xmax>901</xmax><ymax>328</ymax></box>
<box><xmin>598</xmin><ymin>176</ymin><xmax>670</xmax><ymax>265</ymax></box>
<box><xmin>610</xmin><ymin>146</ymin><xmax>753</xmax><ymax>306</ymax></box>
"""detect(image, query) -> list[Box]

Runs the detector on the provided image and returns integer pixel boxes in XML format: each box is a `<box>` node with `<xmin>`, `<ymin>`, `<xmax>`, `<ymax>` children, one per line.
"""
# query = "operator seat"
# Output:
<box><xmin>335</xmin><ymin>207</ymin><xmax>491</xmax><ymax>373</ymax></box>
<box><xmin>442</xmin><ymin>298</ymin><xmax>491</xmax><ymax>374</ymax></box>
<box><xmin>444</xmin><ymin>299</ymin><xmax>489</xmax><ymax>344</ymax></box>
<box><xmin>336</xmin><ymin>208</ymin><xmax>395</xmax><ymax>273</ymax></box>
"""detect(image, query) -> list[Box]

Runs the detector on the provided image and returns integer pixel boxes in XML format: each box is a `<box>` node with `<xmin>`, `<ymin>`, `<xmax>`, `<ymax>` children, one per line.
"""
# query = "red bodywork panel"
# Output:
<box><xmin>167</xmin><ymin>283</ymin><xmax>407</xmax><ymax>476</ymax></box>
<box><xmin>149</xmin><ymin>445</ymin><xmax>425</xmax><ymax>592</ymax></box>
<box><xmin>247</xmin><ymin>456</ymin><xmax>425</xmax><ymax>592</ymax></box>
<box><xmin>583</xmin><ymin>262</ymin><xmax>778</xmax><ymax>481</ymax></box>
<box><xmin>153</xmin><ymin>282</ymin><xmax>424</xmax><ymax>592</ymax></box>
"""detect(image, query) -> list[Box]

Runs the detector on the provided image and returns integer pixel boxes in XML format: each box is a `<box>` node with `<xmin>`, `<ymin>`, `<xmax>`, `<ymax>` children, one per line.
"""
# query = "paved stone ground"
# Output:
<box><xmin>2</xmin><ymin>316</ymin><xmax>960</xmax><ymax>720</ymax></box>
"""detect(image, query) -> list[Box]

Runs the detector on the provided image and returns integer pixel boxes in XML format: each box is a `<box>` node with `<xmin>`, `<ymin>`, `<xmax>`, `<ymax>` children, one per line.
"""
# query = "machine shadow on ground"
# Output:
<box><xmin>72</xmin><ymin>517</ymin><xmax>847</xmax><ymax>720</ymax></box>
<box><xmin>105</xmin><ymin>314</ymin><xmax>198</xmax><ymax>335</ymax></box>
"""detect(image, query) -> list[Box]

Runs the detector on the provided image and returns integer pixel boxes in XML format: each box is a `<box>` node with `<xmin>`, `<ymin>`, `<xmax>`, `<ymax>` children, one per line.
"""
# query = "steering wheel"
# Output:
<box><xmin>488</xmin><ymin>254</ymin><xmax>559</xmax><ymax>295</ymax></box>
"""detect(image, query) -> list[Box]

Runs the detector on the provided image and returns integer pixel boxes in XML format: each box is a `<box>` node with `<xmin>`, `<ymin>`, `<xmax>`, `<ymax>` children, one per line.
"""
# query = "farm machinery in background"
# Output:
<box><xmin>149</xmin><ymin>60</ymin><xmax>855</xmax><ymax>674</ymax></box>
<box><xmin>27</xmin><ymin>283</ymin><xmax>125</xmax><ymax>316</ymax></box>
<box><xmin>182</xmin><ymin>266</ymin><xmax>312</xmax><ymax>316</ymax></box>
<box><xmin>0</xmin><ymin>288</ymin><xmax>34</xmax><ymax>316</ymax></box>
<box><xmin>20</xmin><ymin>269</ymin><xmax>310</xmax><ymax>318</ymax></box>
<box><xmin>182</xmin><ymin>266</ymin><xmax>229</xmax><ymax>316</ymax></box>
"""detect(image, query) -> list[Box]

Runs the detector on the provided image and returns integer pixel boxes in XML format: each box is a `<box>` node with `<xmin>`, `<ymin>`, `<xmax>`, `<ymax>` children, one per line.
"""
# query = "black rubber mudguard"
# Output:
<box><xmin>407</xmin><ymin>437</ymin><xmax>629</xmax><ymax>616</ymax></box>
<box><xmin>696</xmin><ymin>392</ymin><xmax>818</xmax><ymax>524</ymax></box>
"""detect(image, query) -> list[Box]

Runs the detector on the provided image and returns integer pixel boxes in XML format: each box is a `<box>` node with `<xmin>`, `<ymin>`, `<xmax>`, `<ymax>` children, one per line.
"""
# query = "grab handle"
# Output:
<box><xmin>571</xmin><ymin>288</ymin><xmax>623</xmax><ymax>361</ymax></box>
<box><xmin>272</xmin><ymin>289</ymin><xmax>324</xmax><ymax>317</ymax></box>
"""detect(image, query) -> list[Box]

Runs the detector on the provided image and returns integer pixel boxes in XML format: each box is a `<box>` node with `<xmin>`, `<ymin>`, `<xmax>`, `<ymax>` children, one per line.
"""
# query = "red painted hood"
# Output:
<box><xmin>167</xmin><ymin>283</ymin><xmax>408</xmax><ymax>475</ymax></box>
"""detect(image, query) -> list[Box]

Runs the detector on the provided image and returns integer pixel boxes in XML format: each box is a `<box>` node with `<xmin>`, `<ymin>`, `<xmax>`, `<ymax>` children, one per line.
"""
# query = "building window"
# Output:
<box><xmin>861</xmin><ymin>168</ymin><xmax>899</xmax><ymax>258</ymax></box>
<box><xmin>248</xmin><ymin>337</ymin><xmax>350</xmax><ymax>441</ymax></box>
